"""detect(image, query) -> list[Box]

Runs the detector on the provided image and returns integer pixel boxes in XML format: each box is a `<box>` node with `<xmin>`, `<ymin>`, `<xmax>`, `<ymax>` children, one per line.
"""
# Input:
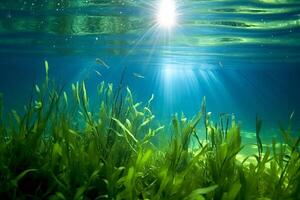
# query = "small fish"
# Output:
<box><xmin>290</xmin><ymin>110</ymin><xmax>295</xmax><ymax>120</ymax></box>
<box><xmin>94</xmin><ymin>70</ymin><xmax>102</xmax><ymax>77</ymax></box>
<box><xmin>96</xmin><ymin>58</ymin><xmax>110</xmax><ymax>69</ymax></box>
<box><xmin>133</xmin><ymin>73</ymin><xmax>145</xmax><ymax>79</ymax></box>
<box><xmin>219</xmin><ymin>61</ymin><xmax>223</xmax><ymax>68</ymax></box>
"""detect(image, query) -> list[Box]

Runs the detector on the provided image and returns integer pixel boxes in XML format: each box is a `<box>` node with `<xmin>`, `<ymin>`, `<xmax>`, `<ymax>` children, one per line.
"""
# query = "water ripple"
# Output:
<box><xmin>0</xmin><ymin>0</ymin><xmax>299</xmax><ymax>66</ymax></box>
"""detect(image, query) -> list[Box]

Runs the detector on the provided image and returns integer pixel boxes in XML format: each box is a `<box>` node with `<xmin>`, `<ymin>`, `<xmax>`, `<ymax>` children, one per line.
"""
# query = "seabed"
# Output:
<box><xmin>0</xmin><ymin>63</ymin><xmax>299</xmax><ymax>200</ymax></box>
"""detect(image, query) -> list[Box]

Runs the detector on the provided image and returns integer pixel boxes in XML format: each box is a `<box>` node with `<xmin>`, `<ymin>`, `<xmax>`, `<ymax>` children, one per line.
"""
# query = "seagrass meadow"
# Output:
<box><xmin>1</xmin><ymin>0</ymin><xmax>300</xmax><ymax>199</ymax></box>
<box><xmin>0</xmin><ymin>62</ymin><xmax>299</xmax><ymax>200</ymax></box>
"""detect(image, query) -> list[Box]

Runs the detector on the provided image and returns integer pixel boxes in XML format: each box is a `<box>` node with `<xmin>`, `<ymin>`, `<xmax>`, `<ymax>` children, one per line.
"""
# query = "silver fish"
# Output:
<box><xmin>94</xmin><ymin>70</ymin><xmax>102</xmax><ymax>77</ymax></box>
<box><xmin>219</xmin><ymin>61</ymin><xmax>223</xmax><ymax>68</ymax></box>
<box><xmin>96</xmin><ymin>58</ymin><xmax>110</xmax><ymax>69</ymax></box>
<box><xmin>133</xmin><ymin>73</ymin><xmax>145</xmax><ymax>79</ymax></box>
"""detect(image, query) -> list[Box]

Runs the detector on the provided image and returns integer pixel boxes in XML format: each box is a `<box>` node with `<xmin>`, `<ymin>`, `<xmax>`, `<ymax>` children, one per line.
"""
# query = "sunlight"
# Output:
<box><xmin>156</xmin><ymin>0</ymin><xmax>177</xmax><ymax>29</ymax></box>
<box><xmin>156</xmin><ymin>63</ymin><xmax>200</xmax><ymax>114</ymax></box>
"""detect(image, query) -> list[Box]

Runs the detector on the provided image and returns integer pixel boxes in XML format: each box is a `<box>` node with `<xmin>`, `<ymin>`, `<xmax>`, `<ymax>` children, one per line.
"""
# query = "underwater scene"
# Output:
<box><xmin>0</xmin><ymin>0</ymin><xmax>300</xmax><ymax>199</ymax></box>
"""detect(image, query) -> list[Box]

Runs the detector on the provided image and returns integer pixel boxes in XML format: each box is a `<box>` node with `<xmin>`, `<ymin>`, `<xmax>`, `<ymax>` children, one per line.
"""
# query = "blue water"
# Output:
<box><xmin>0</xmin><ymin>0</ymin><xmax>300</xmax><ymax>138</ymax></box>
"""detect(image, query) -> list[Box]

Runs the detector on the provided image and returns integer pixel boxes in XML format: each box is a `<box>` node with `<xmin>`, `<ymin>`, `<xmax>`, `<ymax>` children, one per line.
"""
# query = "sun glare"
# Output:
<box><xmin>156</xmin><ymin>0</ymin><xmax>177</xmax><ymax>29</ymax></box>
